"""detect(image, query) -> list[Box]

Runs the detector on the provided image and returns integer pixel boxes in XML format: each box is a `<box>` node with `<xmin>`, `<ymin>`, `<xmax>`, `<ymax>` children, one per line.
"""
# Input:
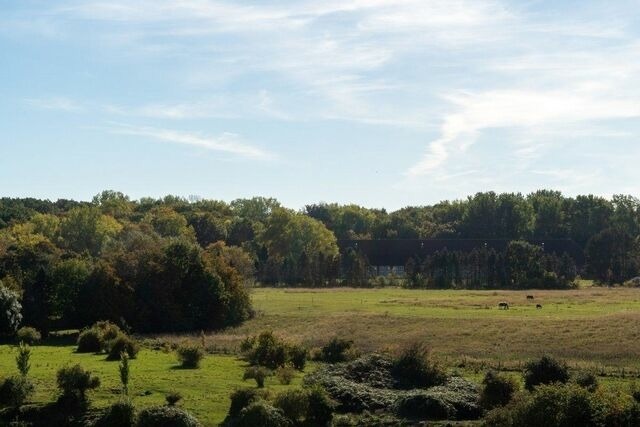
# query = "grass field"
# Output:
<box><xmin>0</xmin><ymin>346</ymin><xmax>308</xmax><ymax>426</ymax></box>
<box><xmin>202</xmin><ymin>286</ymin><xmax>640</xmax><ymax>370</ymax></box>
<box><xmin>2</xmin><ymin>285</ymin><xmax>640</xmax><ymax>426</ymax></box>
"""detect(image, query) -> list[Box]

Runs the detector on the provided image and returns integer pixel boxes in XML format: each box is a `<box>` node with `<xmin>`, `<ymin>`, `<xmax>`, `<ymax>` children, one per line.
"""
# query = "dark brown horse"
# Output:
<box><xmin>498</xmin><ymin>302</ymin><xmax>509</xmax><ymax>310</ymax></box>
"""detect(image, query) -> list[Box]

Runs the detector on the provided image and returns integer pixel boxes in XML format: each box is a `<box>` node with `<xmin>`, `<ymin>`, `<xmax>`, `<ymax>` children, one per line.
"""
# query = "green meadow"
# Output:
<box><xmin>2</xmin><ymin>285</ymin><xmax>640</xmax><ymax>426</ymax></box>
<box><xmin>0</xmin><ymin>346</ymin><xmax>308</xmax><ymax>426</ymax></box>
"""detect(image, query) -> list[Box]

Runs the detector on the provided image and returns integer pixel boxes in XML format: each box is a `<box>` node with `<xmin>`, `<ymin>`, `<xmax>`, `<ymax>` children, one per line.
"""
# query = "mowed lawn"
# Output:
<box><xmin>204</xmin><ymin>286</ymin><xmax>640</xmax><ymax>369</ymax></box>
<box><xmin>0</xmin><ymin>346</ymin><xmax>307</xmax><ymax>426</ymax></box>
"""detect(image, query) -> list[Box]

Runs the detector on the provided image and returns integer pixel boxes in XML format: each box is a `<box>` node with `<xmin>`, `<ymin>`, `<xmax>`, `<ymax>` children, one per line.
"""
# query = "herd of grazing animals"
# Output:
<box><xmin>497</xmin><ymin>295</ymin><xmax>542</xmax><ymax>310</ymax></box>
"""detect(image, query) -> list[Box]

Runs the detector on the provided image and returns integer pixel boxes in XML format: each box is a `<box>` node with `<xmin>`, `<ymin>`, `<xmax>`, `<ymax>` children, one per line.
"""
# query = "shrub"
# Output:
<box><xmin>320</xmin><ymin>337</ymin><xmax>354</xmax><ymax>363</ymax></box>
<box><xmin>166</xmin><ymin>391</ymin><xmax>182</xmax><ymax>406</ymax></box>
<box><xmin>16</xmin><ymin>341</ymin><xmax>31</xmax><ymax>377</ymax></box>
<box><xmin>119</xmin><ymin>352</ymin><xmax>130</xmax><ymax>395</ymax></box>
<box><xmin>56</xmin><ymin>364</ymin><xmax>100</xmax><ymax>406</ymax></box>
<box><xmin>77</xmin><ymin>321</ymin><xmax>124</xmax><ymax>354</ymax></box>
<box><xmin>276</xmin><ymin>366</ymin><xmax>296</xmax><ymax>385</ymax></box>
<box><xmin>484</xmin><ymin>383</ymin><xmax>608</xmax><ymax>427</ymax></box>
<box><xmin>574</xmin><ymin>371</ymin><xmax>598</xmax><ymax>392</ymax></box>
<box><xmin>239</xmin><ymin>335</ymin><xmax>256</xmax><ymax>353</ymax></box>
<box><xmin>244</xmin><ymin>366</ymin><xmax>272</xmax><ymax>388</ymax></box>
<box><xmin>480</xmin><ymin>371</ymin><xmax>519</xmax><ymax>409</ymax></box>
<box><xmin>306</xmin><ymin>386</ymin><xmax>336</xmax><ymax>426</ymax></box>
<box><xmin>228</xmin><ymin>388</ymin><xmax>265</xmax><ymax>418</ymax></box>
<box><xmin>0</xmin><ymin>285</ymin><xmax>22</xmax><ymax>336</ymax></box>
<box><xmin>245</xmin><ymin>331</ymin><xmax>288</xmax><ymax>369</ymax></box>
<box><xmin>95</xmin><ymin>320</ymin><xmax>122</xmax><ymax>341</ymax></box>
<box><xmin>95</xmin><ymin>400</ymin><xmax>136</xmax><ymax>427</ymax></box>
<box><xmin>235</xmin><ymin>401</ymin><xmax>292</xmax><ymax>427</ymax></box>
<box><xmin>394</xmin><ymin>377</ymin><xmax>481</xmax><ymax>421</ymax></box>
<box><xmin>391</xmin><ymin>343</ymin><xmax>447</xmax><ymax>389</ymax></box>
<box><xmin>77</xmin><ymin>328</ymin><xmax>104</xmax><ymax>353</ymax></box>
<box><xmin>273</xmin><ymin>389</ymin><xmax>308</xmax><ymax>422</ymax></box>
<box><xmin>523</xmin><ymin>355</ymin><xmax>570</xmax><ymax>390</ymax></box>
<box><xmin>107</xmin><ymin>333</ymin><xmax>140</xmax><ymax>360</ymax></box>
<box><xmin>137</xmin><ymin>405</ymin><xmax>201</xmax><ymax>427</ymax></box>
<box><xmin>288</xmin><ymin>344</ymin><xmax>307</xmax><ymax>371</ymax></box>
<box><xmin>0</xmin><ymin>375</ymin><xmax>34</xmax><ymax>407</ymax></box>
<box><xmin>16</xmin><ymin>326</ymin><xmax>41</xmax><ymax>345</ymax></box>
<box><xmin>177</xmin><ymin>341</ymin><xmax>205</xmax><ymax>369</ymax></box>
<box><xmin>395</xmin><ymin>391</ymin><xmax>453</xmax><ymax>420</ymax></box>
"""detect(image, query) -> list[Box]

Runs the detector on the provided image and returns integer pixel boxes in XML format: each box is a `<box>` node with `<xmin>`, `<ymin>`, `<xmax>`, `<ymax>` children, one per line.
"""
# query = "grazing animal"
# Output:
<box><xmin>498</xmin><ymin>302</ymin><xmax>509</xmax><ymax>310</ymax></box>
<box><xmin>526</xmin><ymin>295</ymin><xmax>534</xmax><ymax>300</ymax></box>
<box><xmin>536</xmin><ymin>304</ymin><xmax>542</xmax><ymax>309</ymax></box>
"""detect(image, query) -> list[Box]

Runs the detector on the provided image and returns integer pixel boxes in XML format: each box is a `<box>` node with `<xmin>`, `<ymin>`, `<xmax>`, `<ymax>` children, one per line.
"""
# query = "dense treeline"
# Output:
<box><xmin>403</xmin><ymin>241</ymin><xmax>578</xmax><ymax>289</ymax></box>
<box><xmin>0</xmin><ymin>190</ymin><xmax>639</xmax><ymax>333</ymax></box>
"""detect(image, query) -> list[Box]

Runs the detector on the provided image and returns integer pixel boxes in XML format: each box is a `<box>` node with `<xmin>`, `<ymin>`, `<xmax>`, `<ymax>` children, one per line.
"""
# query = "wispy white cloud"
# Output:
<box><xmin>10</xmin><ymin>0</ymin><xmax>640</xmax><ymax>201</ymax></box>
<box><xmin>109</xmin><ymin>124</ymin><xmax>274</xmax><ymax>160</ymax></box>
<box><xmin>24</xmin><ymin>97</ymin><xmax>83</xmax><ymax>112</ymax></box>
<box><xmin>407</xmin><ymin>81</ymin><xmax>640</xmax><ymax>176</ymax></box>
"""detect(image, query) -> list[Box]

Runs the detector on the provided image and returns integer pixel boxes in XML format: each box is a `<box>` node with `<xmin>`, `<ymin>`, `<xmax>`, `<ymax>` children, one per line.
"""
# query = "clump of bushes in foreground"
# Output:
<box><xmin>240</xmin><ymin>331</ymin><xmax>308</xmax><ymax>370</ymax></box>
<box><xmin>176</xmin><ymin>341</ymin><xmax>205</xmax><ymax>368</ymax></box>
<box><xmin>16</xmin><ymin>326</ymin><xmax>41</xmax><ymax>345</ymax></box>
<box><xmin>304</xmin><ymin>344</ymin><xmax>479</xmax><ymax>421</ymax></box>
<box><xmin>222</xmin><ymin>386</ymin><xmax>335</xmax><ymax>427</ymax></box>
<box><xmin>484</xmin><ymin>383</ymin><xmax>640</xmax><ymax>427</ymax></box>
<box><xmin>77</xmin><ymin>321</ymin><xmax>139</xmax><ymax>360</ymax></box>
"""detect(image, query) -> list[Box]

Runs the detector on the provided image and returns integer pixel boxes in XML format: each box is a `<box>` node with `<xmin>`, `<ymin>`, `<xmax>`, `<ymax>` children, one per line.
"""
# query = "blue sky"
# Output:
<box><xmin>2</xmin><ymin>0</ymin><xmax>640</xmax><ymax>210</ymax></box>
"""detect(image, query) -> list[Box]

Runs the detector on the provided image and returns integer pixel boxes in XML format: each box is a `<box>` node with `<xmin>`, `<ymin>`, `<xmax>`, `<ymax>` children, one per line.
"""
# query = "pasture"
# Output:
<box><xmin>205</xmin><ymin>286</ymin><xmax>640</xmax><ymax>369</ymax></box>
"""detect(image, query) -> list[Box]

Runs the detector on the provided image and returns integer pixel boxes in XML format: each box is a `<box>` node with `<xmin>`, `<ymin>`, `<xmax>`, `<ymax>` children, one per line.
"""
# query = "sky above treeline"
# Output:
<box><xmin>2</xmin><ymin>0</ymin><xmax>640</xmax><ymax>210</ymax></box>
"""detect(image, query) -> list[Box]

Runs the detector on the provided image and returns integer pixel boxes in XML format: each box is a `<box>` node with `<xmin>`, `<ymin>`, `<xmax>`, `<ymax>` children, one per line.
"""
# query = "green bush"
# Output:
<box><xmin>176</xmin><ymin>341</ymin><xmax>205</xmax><ymax>368</ymax></box>
<box><xmin>394</xmin><ymin>377</ymin><xmax>481</xmax><ymax>421</ymax></box>
<box><xmin>0</xmin><ymin>375</ymin><xmax>34</xmax><ymax>408</ymax></box>
<box><xmin>77</xmin><ymin>321</ymin><xmax>124</xmax><ymax>354</ymax></box>
<box><xmin>107</xmin><ymin>333</ymin><xmax>140</xmax><ymax>360</ymax></box>
<box><xmin>77</xmin><ymin>328</ymin><xmax>104</xmax><ymax>353</ymax></box>
<box><xmin>56</xmin><ymin>363</ymin><xmax>100</xmax><ymax>406</ymax></box>
<box><xmin>245</xmin><ymin>331</ymin><xmax>288</xmax><ymax>369</ymax></box>
<box><xmin>391</xmin><ymin>343</ymin><xmax>447</xmax><ymax>389</ymax></box>
<box><xmin>480</xmin><ymin>371</ymin><xmax>519</xmax><ymax>409</ymax></box>
<box><xmin>94</xmin><ymin>400</ymin><xmax>136</xmax><ymax>427</ymax></box>
<box><xmin>95</xmin><ymin>320</ymin><xmax>122</xmax><ymax>341</ymax></box>
<box><xmin>306</xmin><ymin>386</ymin><xmax>335</xmax><ymax>426</ymax></box>
<box><xmin>319</xmin><ymin>337</ymin><xmax>355</xmax><ymax>363</ymax></box>
<box><xmin>574</xmin><ymin>371</ymin><xmax>598</xmax><ymax>392</ymax></box>
<box><xmin>288</xmin><ymin>344</ymin><xmax>307</xmax><ymax>371</ymax></box>
<box><xmin>273</xmin><ymin>389</ymin><xmax>308</xmax><ymax>422</ymax></box>
<box><xmin>275</xmin><ymin>366</ymin><xmax>296</xmax><ymax>385</ymax></box>
<box><xmin>136</xmin><ymin>405</ymin><xmax>201</xmax><ymax>427</ymax></box>
<box><xmin>395</xmin><ymin>391</ymin><xmax>453</xmax><ymax>420</ymax></box>
<box><xmin>244</xmin><ymin>366</ymin><xmax>272</xmax><ymax>388</ymax></box>
<box><xmin>227</xmin><ymin>388</ymin><xmax>265</xmax><ymax>418</ymax></box>
<box><xmin>16</xmin><ymin>326</ymin><xmax>41</xmax><ymax>345</ymax></box>
<box><xmin>523</xmin><ymin>356</ymin><xmax>570</xmax><ymax>390</ymax></box>
<box><xmin>483</xmin><ymin>383</ymin><xmax>625</xmax><ymax>427</ymax></box>
<box><xmin>235</xmin><ymin>401</ymin><xmax>292</xmax><ymax>427</ymax></box>
<box><xmin>16</xmin><ymin>341</ymin><xmax>31</xmax><ymax>377</ymax></box>
<box><xmin>0</xmin><ymin>285</ymin><xmax>22</xmax><ymax>336</ymax></box>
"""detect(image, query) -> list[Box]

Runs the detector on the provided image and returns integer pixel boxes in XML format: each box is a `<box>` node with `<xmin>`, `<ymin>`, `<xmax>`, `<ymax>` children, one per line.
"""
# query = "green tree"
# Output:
<box><xmin>0</xmin><ymin>284</ymin><xmax>22</xmax><ymax>336</ymax></box>
<box><xmin>59</xmin><ymin>206</ymin><xmax>122</xmax><ymax>255</ymax></box>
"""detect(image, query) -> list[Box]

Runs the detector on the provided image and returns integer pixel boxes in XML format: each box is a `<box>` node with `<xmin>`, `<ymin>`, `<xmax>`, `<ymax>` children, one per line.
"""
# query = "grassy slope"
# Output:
<box><xmin>0</xmin><ymin>346</ymin><xmax>307</xmax><ymax>426</ymax></box>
